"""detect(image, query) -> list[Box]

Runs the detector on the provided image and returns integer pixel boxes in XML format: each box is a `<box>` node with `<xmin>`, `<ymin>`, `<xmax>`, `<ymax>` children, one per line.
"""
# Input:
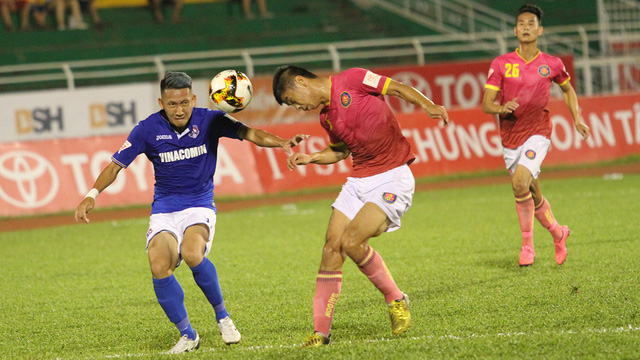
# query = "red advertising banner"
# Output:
<box><xmin>0</xmin><ymin>136</ymin><xmax>264</xmax><ymax>217</ymax></box>
<box><xmin>1</xmin><ymin>93</ymin><xmax>638</xmax><ymax>217</ymax></box>
<box><xmin>374</xmin><ymin>56</ymin><xmax>575</xmax><ymax>112</ymax></box>
<box><xmin>234</xmin><ymin>57</ymin><xmax>575</xmax><ymax>126</ymax></box>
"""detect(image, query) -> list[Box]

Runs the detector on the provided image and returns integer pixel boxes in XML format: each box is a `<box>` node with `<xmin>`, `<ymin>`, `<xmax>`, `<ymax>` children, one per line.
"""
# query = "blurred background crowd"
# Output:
<box><xmin>0</xmin><ymin>0</ymin><xmax>271</xmax><ymax>32</ymax></box>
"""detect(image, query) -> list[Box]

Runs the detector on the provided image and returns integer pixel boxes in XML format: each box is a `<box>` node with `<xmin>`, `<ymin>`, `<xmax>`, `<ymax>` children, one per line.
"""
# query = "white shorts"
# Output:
<box><xmin>332</xmin><ymin>164</ymin><xmax>415</xmax><ymax>233</ymax></box>
<box><xmin>146</xmin><ymin>207</ymin><xmax>217</xmax><ymax>267</ymax></box>
<box><xmin>503</xmin><ymin>135</ymin><xmax>551</xmax><ymax>179</ymax></box>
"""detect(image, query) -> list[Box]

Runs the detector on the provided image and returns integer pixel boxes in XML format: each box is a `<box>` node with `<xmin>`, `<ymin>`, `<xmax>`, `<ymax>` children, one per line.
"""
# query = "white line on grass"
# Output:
<box><xmin>77</xmin><ymin>324</ymin><xmax>640</xmax><ymax>359</ymax></box>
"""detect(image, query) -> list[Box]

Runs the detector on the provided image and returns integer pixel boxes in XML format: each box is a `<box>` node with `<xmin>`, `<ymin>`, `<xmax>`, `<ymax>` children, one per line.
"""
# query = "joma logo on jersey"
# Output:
<box><xmin>159</xmin><ymin>144</ymin><xmax>207</xmax><ymax>163</ymax></box>
<box><xmin>156</xmin><ymin>135</ymin><xmax>172</xmax><ymax>140</ymax></box>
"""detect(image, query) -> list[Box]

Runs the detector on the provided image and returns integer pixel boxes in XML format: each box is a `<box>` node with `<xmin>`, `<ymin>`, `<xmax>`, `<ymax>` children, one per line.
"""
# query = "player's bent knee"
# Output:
<box><xmin>511</xmin><ymin>178</ymin><xmax>530</xmax><ymax>196</ymax></box>
<box><xmin>149</xmin><ymin>259</ymin><xmax>174</xmax><ymax>279</ymax></box>
<box><xmin>341</xmin><ymin>239</ymin><xmax>368</xmax><ymax>258</ymax></box>
<box><xmin>180</xmin><ymin>247</ymin><xmax>204</xmax><ymax>268</ymax></box>
<box><xmin>322</xmin><ymin>241</ymin><xmax>341</xmax><ymax>257</ymax></box>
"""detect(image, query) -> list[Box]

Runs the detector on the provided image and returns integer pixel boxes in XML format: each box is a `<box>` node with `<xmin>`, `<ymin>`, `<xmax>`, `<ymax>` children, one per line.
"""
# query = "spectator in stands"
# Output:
<box><xmin>1</xmin><ymin>0</ymin><xmax>51</xmax><ymax>31</ymax></box>
<box><xmin>242</xmin><ymin>0</ymin><xmax>272</xmax><ymax>19</ymax></box>
<box><xmin>54</xmin><ymin>0</ymin><xmax>87</xmax><ymax>30</ymax></box>
<box><xmin>152</xmin><ymin>0</ymin><xmax>184</xmax><ymax>24</ymax></box>
<box><xmin>30</xmin><ymin>0</ymin><xmax>50</xmax><ymax>29</ymax></box>
<box><xmin>79</xmin><ymin>0</ymin><xmax>104</xmax><ymax>29</ymax></box>
<box><xmin>1</xmin><ymin>0</ymin><xmax>31</xmax><ymax>31</ymax></box>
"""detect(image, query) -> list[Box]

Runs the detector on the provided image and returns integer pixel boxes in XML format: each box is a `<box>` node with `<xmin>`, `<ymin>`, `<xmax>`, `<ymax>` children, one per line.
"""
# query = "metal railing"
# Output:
<box><xmin>0</xmin><ymin>24</ymin><xmax>638</xmax><ymax>95</ymax></box>
<box><xmin>369</xmin><ymin>0</ymin><xmax>587</xmax><ymax>56</ymax></box>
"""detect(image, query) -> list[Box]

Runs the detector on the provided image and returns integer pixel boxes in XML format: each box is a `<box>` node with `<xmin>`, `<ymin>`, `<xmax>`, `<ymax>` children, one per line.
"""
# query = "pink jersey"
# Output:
<box><xmin>485</xmin><ymin>49</ymin><xmax>571</xmax><ymax>149</ymax></box>
<box><xmin>319</xmin><ymin>68</ymin><xmax>415</xmax><ymax>178</ymax></box>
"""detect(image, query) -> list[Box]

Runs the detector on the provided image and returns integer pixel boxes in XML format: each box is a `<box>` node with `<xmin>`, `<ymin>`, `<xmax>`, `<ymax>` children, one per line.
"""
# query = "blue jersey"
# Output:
<box><xmin>112</xmin><ymin>107</ymin><xmax>247</xmax><ymax>214</ymax></box>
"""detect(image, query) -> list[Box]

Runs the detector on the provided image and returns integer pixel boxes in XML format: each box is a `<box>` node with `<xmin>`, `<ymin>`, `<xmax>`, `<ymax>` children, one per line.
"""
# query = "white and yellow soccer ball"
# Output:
<box><xmin>209</xmin><ymin>69</ymin><xmax>253</xmax><ymax>113</ymax></box>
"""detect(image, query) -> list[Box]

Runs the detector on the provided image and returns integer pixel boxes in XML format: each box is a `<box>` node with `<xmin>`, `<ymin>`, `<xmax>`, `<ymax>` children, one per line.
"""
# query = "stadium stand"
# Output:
<box><xmin>0</xmin><ymin>0</ymin><xmax>435</xmax><ymax>67</ymax></box>
<box><xmin>473</xmin><ymin>1</ymin><xmax>598</xmax><ymax>26</ymax></box>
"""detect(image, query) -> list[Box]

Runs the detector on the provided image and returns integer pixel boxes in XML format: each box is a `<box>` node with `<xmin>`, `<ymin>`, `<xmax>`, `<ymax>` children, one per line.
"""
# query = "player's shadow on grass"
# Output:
<box><xmin>477</xmin><ymin>256</ymin><xmax>520</xmax><ymax>271</ymax></box>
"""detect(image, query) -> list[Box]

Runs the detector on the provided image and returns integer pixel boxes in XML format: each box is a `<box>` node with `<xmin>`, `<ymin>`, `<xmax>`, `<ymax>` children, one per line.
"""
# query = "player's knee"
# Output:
<box><xmin>511</xmin><ymin>178</ymin><xmax>530</xmax><ymax>196</ymax></box>
<box><xmin>322</xmin><ymin>237</ymin><xmax>342</xmax><ymax>257</ymax></box>
<box><xmin>180</xmin><ymin>246</ymin><xmax>203</xmax><ymax>268</ymax></box>
<box><xmin>340</xmin><ymin>235</ymin><xmax>367</xmax><ymax>257</ymax></box>
<box><xmin>149</xmin><ymin>259</ymin><xmax>173</xmax><ymax>279</ymax></box>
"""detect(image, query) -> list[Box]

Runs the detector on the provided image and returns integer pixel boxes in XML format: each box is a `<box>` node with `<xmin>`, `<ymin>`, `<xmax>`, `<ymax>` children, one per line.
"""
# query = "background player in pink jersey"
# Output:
<box><xmin>482</xmin><ymin>4</ymin><xmax>590</xmax><ymax>267</ymax></box>
<box><xmin>272</xmin><ymin>65</ymin><xmax>448</xmax><ymax>347</ymax></box>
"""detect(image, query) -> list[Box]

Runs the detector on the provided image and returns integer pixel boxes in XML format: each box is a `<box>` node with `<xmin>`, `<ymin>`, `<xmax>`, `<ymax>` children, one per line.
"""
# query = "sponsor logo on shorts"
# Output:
<box><xmin>538</xmin><ymin>65</ymin><xmax>550</xmax><ymax>77</ymax></box>
<box><xmin>340</xmin><ymin>91</ymin><xmax>352</xmax><ymax>108</ymax></box>
<box><xmin>525</xmin><ymin>149</ymin><xmax>536</xmax><ymax>159</ymax></box>
<box><xmin>147</xmin><ymin>228</ymin><xmax>153</xmax><ymax>238</ymax></box>
<box><xmin>382</xmin><ymin>192</ymin><xmax>397</xmax><ymax>204</ymax></box>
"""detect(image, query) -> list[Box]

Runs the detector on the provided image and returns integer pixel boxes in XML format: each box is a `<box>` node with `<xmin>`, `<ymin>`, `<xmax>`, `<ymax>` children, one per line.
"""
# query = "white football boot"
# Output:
<box><xmin>217</xmin><ymin>316</ymin><xmax>241</xmax><ymax>344</ymax></box>
<box><xmin>167</xmin><ymin>331</ymin><xmax>200</xmax><ymax>354</ymax></box>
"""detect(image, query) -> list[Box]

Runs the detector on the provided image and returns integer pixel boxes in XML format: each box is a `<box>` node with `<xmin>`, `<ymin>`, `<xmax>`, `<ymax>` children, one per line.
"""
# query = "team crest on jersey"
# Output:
<box><xmin>538</xmin><ymin>65</ymin><xmax>551</xmax><ymax>77</ymax></box>
<box><xmin>189</xmin><ymin>125</ymin><xmax>200</xmax><ymax>138</ymax></box>
<box><xmin>525</xmin><ymin>149</ymin><xmax>536</xmax><ymax>159</ymax></box>
<box><xmin>382</xmin><ymin>192</ymin><xmax>397</xmax><ymax>204</ymax></box>
<box><xmin>340</xmin><ymin>91</ymin><xmax>352</xmax><ymax>108</ymax></box>
<box><xmin>118</xmin><ymin>140</ymin><xmax>131</xmax><ymax>153</ymax></box>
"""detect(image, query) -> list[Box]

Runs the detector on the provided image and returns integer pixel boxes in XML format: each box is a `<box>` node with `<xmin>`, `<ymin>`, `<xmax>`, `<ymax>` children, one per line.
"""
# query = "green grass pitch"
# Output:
<box><xmin>1</xmin><ymin>174</ymin><xmax>639</xmax><ymax>359</ymax></box>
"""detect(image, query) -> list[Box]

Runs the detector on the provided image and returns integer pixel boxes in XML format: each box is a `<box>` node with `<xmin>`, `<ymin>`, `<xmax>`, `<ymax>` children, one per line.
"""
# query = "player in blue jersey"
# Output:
<box><xmin>75</xmin><ymin>71</ymin><xmax>307</xmax><ymax>354</ymax></box>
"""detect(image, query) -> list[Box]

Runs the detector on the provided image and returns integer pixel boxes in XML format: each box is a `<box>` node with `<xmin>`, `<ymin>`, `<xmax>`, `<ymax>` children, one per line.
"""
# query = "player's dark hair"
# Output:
<box><xmin>272</xmin><ymin>65</ymin><xmax>318</xmax><ymax>105</ymax></box>
<box><xmin>161</xmin><ymin>71</ymin><xmax>192</xmax><ymax>92</ymax></box>
<box><xmin>517</xmin><ymin>4</ymin><xmax>543</xmax><ymax>24</ymax></box>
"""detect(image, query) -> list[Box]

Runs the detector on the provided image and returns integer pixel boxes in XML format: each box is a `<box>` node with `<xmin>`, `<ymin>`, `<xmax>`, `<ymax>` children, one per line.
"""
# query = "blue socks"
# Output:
<box><xmin>191</xmin><ymin>257</ymin><xmax>230</xmax><ymax>321</ymax></box>
<box><xmin>153</xmin><ymin>275</ymin><xmax>197</xmax><ymax>340</ymax></box>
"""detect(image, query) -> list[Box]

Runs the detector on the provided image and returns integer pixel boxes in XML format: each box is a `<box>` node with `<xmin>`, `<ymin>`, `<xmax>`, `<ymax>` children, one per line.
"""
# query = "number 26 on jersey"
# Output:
<box><xmin>505</xmin><ymin>63</ymin><xmax>520</xmax><ymax>78</ymax></box>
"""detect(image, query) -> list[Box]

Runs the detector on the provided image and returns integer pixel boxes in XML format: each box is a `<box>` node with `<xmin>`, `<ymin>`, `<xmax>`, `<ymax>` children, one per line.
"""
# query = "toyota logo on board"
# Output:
<box><xmin>0</xmin><ymin>150</ymin><xmax>59</xmax><ymax>209</ymax></box>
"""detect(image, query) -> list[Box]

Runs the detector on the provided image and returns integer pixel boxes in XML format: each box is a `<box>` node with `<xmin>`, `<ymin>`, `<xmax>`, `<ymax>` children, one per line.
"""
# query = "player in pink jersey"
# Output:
<box><xmin>482</xmin><ymin>4</ymin><xmax>590</xmax><ymax>267</ymax></box>
<box><xmin>272</xmin><ymin>65</ymin><xmax>448</xmax><ymax>347</ymax></box>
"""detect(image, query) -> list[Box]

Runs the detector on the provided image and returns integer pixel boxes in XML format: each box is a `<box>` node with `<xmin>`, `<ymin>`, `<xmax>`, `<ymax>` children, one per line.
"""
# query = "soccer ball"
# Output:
<box><xmin>209</xmin><ymin>70</ymin><xmax>253</xmax><ymax>113</ymax></box>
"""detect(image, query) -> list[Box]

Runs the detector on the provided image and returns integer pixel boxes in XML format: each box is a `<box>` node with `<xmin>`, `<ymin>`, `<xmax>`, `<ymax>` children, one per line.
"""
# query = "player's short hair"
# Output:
<box><xmin>517</xmin><ymin>4</ymin><xmax>543</xmax><ymax>24</ymax></box>
<box><xmin>272</xmin><ymin>65</ymin><xmax>318</xmax><ymax>105</ymax></box>
<box><xmin>161</xmin><ymin>71</ymin><xmax>192</xmax><ymax>93</ymax></box>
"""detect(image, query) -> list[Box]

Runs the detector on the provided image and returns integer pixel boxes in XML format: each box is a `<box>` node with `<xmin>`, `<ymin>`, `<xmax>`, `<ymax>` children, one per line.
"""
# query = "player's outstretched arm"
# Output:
<box><xmin>287</xmin><ymin>142</ymin><xmax>350</xmax><ymax>170</ymax></box>
<box><xmin>560</xmin><ymin>82</ymin><xmax>590</xmax><ymax>140</ymax></box>
<box><xmin>75</xmin><ymin>161</ymin><xmax>123</xmax><ymax>224</ymax></box>
<box><xmin>239</xmin><ymin>127</ymin><xmax>309</xmax><ymax>155</ymax></box>
<box><xmin>385</xmin><ymin>79</ymin><xmax>449</xmax><ymax>125</ymax></box>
